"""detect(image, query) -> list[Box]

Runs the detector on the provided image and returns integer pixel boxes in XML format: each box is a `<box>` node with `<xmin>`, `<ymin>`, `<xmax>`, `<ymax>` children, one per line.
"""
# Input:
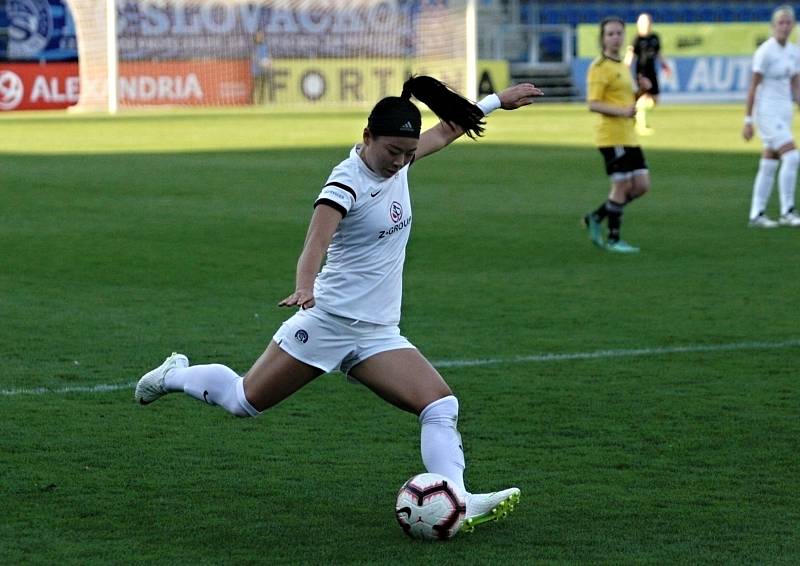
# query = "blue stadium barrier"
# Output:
<box><xmin>529</xmin><ymin>1</ymin><xmax>776</xmax><ymax>25</ymax></box>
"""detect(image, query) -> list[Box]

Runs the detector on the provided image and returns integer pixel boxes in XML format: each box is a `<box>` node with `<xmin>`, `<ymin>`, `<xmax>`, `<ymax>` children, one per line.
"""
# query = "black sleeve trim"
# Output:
<box><xmin>314</xmin><ymin>198</ymin><xmax>347</xmax><ymax>218</ymax></box>
<box><xmin>324</xmin><ymin>181</ymin><xmax>357</xmax><ymax>202</ymax></box>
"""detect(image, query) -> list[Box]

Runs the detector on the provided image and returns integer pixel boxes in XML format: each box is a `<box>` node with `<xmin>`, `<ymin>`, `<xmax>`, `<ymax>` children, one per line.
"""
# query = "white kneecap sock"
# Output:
<box><xmin>419</xmin><ymin>395</ymin><xmax>466</xmax><ymax>495</ymax></box>
<box><xmin>750</xmin><ymin>158</ymin><xmax>778</xmax><ymax>219</ymax></box>
<box><xmin>165</xmin><ymin>364</ymin><xmax>260</xmax><ymax>417</ymax></box>
<box><xmin>779</xmin><ymin>149</ymin><xmax>799</xmax><ymax>215</ymax></box>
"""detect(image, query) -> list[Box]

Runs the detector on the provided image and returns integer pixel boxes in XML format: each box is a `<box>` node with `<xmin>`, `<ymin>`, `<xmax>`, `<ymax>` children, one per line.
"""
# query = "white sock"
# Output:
<box><xmin>165</xmin><ymin>364</ymin><xmax>260</xmax><ymax>417</ymax></box>
<box><xmin>779</xmin><ymin>149</ymin><xmax>799</xmax><ymax>215</ymax></box>
<box><xmin>750</xmin><ymin>158</ymin><xmax>778</xmax><ymax>219</ymax></box>
<box><xmin>419</xmin><ymin>395</ymin><xmax>466</xmax><ymax>495</ymax></box>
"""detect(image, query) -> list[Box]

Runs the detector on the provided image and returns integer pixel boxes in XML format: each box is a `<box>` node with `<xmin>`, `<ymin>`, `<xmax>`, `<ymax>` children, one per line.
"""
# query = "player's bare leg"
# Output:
<box><xmin>136</xmin><ymin>341</ymin><xmax>322</xmax><ymax>416</ymax></box>
<box><xmin>635</xmin><ymin>93</ymin><xmax>656</xmax><ymax>135</ymax></box>
<box><xmin>242</xmin><ymin>340</ymin><xmax>324</xmax><ymax>411</ymax></box>
<box><xmin>348</xmin><ymin>348</ymin><xmax>451</xmax><ymax>414</ymax></box>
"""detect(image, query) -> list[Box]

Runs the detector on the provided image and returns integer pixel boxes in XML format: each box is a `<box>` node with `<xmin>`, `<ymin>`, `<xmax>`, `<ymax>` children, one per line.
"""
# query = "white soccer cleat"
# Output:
<box><xmin>778</xmin><ymin>212</ymin><xmax>800</xmax><ymax>227</ymax></box>
<box><xmin>460</xmin><ymin>487</ymin><xmax>521</xmax><ymax>533</ymax></box>
<box><xmin>748</xmin><ymin>214</ymin><xmax>779</xmax><ymax>228</ymax></box>
<box><xmin>134</xmin><ymin>352</ymin><xmax>188</xmax><ymax>405</ymax></box>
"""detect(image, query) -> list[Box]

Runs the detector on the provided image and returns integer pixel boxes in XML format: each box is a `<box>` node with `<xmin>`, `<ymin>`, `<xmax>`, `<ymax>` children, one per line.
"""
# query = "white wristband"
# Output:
<box><xmin>477</xmin><ymin>93</ymin><xmax>501</xmax><ymax>116</ymax></box>
<box><xmin>744</xmin><ymin>116</ymin><xmax>753</xmax><ymax>126</ymax></box>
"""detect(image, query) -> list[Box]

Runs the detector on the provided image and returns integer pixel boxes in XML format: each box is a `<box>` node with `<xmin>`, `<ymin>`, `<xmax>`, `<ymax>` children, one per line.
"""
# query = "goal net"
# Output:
<box><xmin>65</xmin><ymin>0</ymin><xmax>477</xmax><ymax>112</ymax></box>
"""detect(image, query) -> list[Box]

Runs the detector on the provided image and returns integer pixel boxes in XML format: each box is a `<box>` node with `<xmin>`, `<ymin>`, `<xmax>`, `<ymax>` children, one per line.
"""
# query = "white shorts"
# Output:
<box><xmin>756</xmin><ymin>112</ymin><xmax>794</xmax><ymax>151</ymax></box>
<box><xmin>272</xmin><ymin>307</ymin><xmax>415</xmax><ymax>374</ymax></box>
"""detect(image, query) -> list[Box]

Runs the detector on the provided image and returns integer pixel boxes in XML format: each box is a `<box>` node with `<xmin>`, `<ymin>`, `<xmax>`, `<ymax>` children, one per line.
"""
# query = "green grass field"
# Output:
<box><xmin>2</xmin><ymin>104</ymin><xmax>798</xmax><ymax>564</ymax></box>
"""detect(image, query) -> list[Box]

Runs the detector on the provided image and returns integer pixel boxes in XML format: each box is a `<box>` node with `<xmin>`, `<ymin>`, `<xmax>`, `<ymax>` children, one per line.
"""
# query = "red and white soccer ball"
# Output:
<box><xmin>395</xmin><ymin>473</ymin><xmax>466</xmax><ymax>540</ymax></box>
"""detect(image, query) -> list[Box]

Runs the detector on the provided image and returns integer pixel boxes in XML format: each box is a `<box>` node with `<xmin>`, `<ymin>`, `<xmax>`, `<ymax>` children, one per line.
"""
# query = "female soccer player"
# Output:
<box><xmin>624</xmin><ymin>12</ymin><xmax>670</xmax><ymax>136</ymax></box>
<box><xmin>583</xmin><ymin>16</ymin><xmax>650</xmax><ymax>253</ymax></box>
<box><xmin>135</xmin><ymin>76</ymin><xmax>542</xmax><ymax>533</ymax></box>
<box><xmin>743</xmin><ymin>5</ymin><xmax>800</xmax><ymax>228</ymax></box>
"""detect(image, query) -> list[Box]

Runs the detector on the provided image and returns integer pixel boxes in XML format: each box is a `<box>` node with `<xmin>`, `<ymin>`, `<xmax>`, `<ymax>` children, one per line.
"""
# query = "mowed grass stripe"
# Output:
<box><xmin>2</xmin><ymin>106</ymin><xmax>798</xmax><ymax>564</ymax></box>
<box><xmin>3</xmin><ymin>337</ymin><xmax>799</xmax><ymax>396</ymax></box>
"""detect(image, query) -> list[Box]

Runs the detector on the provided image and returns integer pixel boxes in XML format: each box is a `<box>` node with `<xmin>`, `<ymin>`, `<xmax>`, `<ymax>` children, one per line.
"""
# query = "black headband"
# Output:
<box><xmin>367</xmin><ymin>102</ymin><xmax>421</xmax><ymax>138</ymax></box>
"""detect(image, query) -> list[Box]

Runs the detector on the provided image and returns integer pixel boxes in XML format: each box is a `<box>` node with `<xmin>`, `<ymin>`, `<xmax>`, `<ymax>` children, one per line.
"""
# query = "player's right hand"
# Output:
<box><xmin>278</xmin><ymin>289</ymin><xmax>315</xmax><ymax>309</ymax></box>
<box><xmin>497</xmin><ymin>83</ymin><xmax>544</xmax><ymax>109</ymax></box>
<box><xmin>742</xmin><ymin>124</ymin><xmax>754</xmax><ymax>141</ymax></box>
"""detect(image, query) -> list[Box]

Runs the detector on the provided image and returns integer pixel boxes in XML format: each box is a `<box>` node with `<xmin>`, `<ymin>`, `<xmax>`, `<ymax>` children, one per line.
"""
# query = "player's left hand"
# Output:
<box><xmin>497</xmin><ymin>83</ymin><xmax>544</xmax><ymax>109</ymax></box>
<box><xmin>278</xmin><ymin>289</ymin><xmax>315</xmax><ymax>309</ymax></box>
<box><xmin>742</xmin><ymin>123</ymin><xmax>754</xmax><ymax>142</ymax></box>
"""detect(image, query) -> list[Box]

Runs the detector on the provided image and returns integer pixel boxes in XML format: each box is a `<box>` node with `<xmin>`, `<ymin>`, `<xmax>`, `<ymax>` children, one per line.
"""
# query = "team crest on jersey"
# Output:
<box><xmin>390</xmin><ymin>201</ymin><xmax>403</xmax><ymax>223</ymax></box>
<box><xmin>294</xmin><ymin>329</ymin><xmax>309</xmax><ymax>343</ymax></box>
<box><xmin>378</xmin><ymin>201</ymin><xmax>411</xmax><ymax>239</ymax></box>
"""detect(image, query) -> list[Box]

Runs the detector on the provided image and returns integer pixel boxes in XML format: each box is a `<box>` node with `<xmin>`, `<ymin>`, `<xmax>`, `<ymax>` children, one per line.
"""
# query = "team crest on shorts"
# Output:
<box><xmin>294</xmin><ymin>329</ymin><xmax>309</xmax><ymax>343</ymax></box>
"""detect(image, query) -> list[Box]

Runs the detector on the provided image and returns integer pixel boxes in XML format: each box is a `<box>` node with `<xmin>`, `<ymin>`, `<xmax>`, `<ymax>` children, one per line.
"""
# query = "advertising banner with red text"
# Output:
<box><xmin>0</xmin><ymin>61</ymin><xmax>252</xmax><ymax>111</ymax></box>
<box><xmin>118</xmin><ymin>60</ymin><xmax>251</xmax><ymax>106</ymax></box>
<box><xmin>0</xmin><ymin>63</ymin><xmax>80</xmax><ymax>110</ymax></box>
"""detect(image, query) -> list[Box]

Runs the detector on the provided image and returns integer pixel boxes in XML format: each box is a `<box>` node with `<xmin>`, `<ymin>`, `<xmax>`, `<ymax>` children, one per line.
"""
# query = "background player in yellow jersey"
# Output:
<box><xmin>583</xmin><ymin>16</ymin><xmax>651</xmax><ymax>253</ymax></box>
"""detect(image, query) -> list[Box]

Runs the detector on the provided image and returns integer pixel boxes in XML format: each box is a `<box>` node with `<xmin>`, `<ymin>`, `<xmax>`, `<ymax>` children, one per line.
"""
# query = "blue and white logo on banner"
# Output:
<box><xmin>8</xmin><ymin>0</ymin><xmax>77</xmax><ymax>61</ymax></box>
<box><xmin>8</xmin><ymin>0</ymin><xmax>52</xmax><ymax>58</ymax></box>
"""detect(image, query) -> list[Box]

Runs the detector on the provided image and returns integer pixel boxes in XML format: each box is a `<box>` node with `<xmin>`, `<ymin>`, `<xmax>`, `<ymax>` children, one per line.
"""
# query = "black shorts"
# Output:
<box><xmin>638</xmin><ymin>71</ymin><xmax>660</xmax><ymax>96</ymax></box>
<box><xmin>599</xmin><ymin>146</ymin><xmax>648</xmax><ymax>178</ymax></box>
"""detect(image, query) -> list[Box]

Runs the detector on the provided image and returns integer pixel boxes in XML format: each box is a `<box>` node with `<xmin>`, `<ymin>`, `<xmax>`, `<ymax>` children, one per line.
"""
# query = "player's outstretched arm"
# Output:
<box><xmin>623</xmin><ymin>45</ymin><xmax>635</xmax><ymax>67</ymax></box>
<box><xmin>416</xmin><ymin>83</ymin><xmax>543</xmax><ymax>161</ymax></box>
<box><xmin>742</xmin><ymin>72</ymin><xmax>762</xmax><ymax>142</ymax></box>
<box><xmin>278</xmin><ymin>204</ymin><xmax>342</xmax><ymax>310</ymax></box>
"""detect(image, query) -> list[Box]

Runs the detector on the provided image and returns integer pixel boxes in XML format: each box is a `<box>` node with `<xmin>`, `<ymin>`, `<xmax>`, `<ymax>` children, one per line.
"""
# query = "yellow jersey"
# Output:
<box><xmin>587</xmin><ymin>56</ymin><xmax>638</xmax><ymax>147</ymax></box>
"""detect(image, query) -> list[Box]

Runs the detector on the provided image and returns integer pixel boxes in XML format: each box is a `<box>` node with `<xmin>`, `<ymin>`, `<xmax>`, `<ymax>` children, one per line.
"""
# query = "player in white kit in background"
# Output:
<box><xmin>135</xmin><ymin>75</ymin><xmax>542</xmax><ymax>533</ymax></box>
<box><xmin>743</xmin><ymin>5</ymin><xmax>800</xmax><ymax>228</ymax></box>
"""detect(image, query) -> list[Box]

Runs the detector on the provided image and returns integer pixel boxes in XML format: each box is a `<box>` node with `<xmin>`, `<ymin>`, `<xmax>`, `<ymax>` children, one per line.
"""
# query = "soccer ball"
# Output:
<box><xmin>395</xmin><ymin>473</ymin><xmax>466</xmax><ymax>540</ymax></box>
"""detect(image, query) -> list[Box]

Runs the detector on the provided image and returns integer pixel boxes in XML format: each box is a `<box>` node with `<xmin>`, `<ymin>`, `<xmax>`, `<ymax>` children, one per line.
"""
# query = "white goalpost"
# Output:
<box><xmin>65</xmin><ymin>0</ymin><xmax>478</xmax><ymax>113</ymax></box>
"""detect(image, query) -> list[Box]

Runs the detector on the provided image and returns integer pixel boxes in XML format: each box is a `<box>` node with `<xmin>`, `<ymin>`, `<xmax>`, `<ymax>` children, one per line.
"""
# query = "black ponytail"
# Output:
<box><xmin>367</xmin><ymin>75</ymin><xmax>485</xmax><ymax>140</ymax></box>
<box><xmin>402</xmin><ymin>75</ymin><xmax>485</xmax><ymax>139</ymax></box>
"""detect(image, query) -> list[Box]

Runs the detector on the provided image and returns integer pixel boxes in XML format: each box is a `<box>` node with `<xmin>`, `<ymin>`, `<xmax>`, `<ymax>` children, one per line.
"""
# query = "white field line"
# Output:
<box><xmin>0</xmin><ymin>382</ymin><xmax>135</xmax><ymax>396</ymax></box>
<box><xmin>2</xmin><ymin>338</ymin><xmax>799</xmax><ymax>397</ymax></box>
<box><xmin>433</xmin><ymin>338</ymin><xmax>800</xmax><ymax>368</ymax></box>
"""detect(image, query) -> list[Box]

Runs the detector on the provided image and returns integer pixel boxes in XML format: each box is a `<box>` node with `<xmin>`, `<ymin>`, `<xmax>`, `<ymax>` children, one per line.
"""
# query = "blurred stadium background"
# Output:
<box><xmin>0</xmin><ymin>0</ymin><xmax>789</xmax><ymax>111</ymax></box>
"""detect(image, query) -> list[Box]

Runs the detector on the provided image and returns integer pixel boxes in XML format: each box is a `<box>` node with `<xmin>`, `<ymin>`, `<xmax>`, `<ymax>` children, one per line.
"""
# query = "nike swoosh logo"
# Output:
<box><xmin>370</xmin><ymin>189</ymin><xmax>382</xmax><ymax>197</ymax></box>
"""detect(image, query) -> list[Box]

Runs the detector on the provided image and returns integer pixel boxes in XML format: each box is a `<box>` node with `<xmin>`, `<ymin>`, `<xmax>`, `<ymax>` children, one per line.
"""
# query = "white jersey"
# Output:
<box><xmin>312</xmin><ymin>145</ymin><xmax>413</xmax><ymax>325</ymax></box>
<box><xmin>752</xmin><ymin>36</ymin><xmax>800</xmax><ymax>116</ymax></box>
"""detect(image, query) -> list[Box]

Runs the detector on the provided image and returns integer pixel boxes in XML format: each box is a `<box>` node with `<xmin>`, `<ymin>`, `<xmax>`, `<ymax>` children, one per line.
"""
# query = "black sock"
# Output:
<box><xmin>592</xmin><ymin>201</ymin><xmax>609</xmax><ymax>221</ymax></box>
<box><xmin>605</xmin><ymin>200</ymin><xmax>625</xmax><ymax>241</ymax></box>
